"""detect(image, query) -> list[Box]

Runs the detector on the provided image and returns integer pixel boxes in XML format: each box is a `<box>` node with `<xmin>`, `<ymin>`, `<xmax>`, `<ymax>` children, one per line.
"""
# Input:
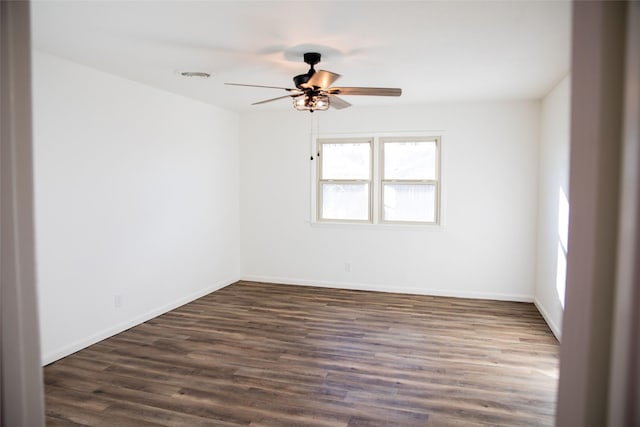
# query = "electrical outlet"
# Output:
<box><xmin>344</xmin><ymin>263</ymin><xmax>351</xmax><ymax>272</ymax></box>
<box><xmin>114</xmin><ymin>295</ymin><xmax>123</xmax><ymax>308</ymax></box>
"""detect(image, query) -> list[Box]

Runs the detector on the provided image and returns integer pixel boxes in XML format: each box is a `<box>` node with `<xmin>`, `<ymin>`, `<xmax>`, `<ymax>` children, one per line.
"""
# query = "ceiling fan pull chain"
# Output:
<box><xmin>311</xmin><ymin>115</ymin><xmax>315</xmax><ymax>161</ymax></box>
<box><xmin>315</xmin><ymin>112</ymin><xmax>321</xmax><ymax>159</ymax></box>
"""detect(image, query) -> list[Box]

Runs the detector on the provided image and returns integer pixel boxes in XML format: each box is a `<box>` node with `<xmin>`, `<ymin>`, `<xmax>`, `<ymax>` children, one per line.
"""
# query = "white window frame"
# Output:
<box><xmin>379</xmin><ymin>136</ymin><xmax>441</xmax><ymax>225</ymax></box>
<box><xmin>311</xmin><ymin>133</ymin><xmax>443</xmax><ymax>228</ymax></box>
<box><xmin>316</xmin><ymin>138</ymin><xmax>373</xmax><ymax>223</ymax></box>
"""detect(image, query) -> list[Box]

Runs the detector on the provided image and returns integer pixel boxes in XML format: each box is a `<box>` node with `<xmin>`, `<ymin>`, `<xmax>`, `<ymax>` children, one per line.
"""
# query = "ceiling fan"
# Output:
<box><xmin>225</xmin><ymin>52</ymin><xmax>402</xmax><ymax>112</ymax></box>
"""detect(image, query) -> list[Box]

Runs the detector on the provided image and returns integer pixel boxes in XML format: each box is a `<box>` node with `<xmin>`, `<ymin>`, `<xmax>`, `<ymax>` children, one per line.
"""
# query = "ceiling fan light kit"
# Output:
<box><xmin>225</xmin><ymin>52</ymin><xmax>401</xmax><ymax>112</ymax></box>
<box><xmin>293</xmin><ymin>94</ymin><xmax>329</xmax><ymax>112</ymax></box>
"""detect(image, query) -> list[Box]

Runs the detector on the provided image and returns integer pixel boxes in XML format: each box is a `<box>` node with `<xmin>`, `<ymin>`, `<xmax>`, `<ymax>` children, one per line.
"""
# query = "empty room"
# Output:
<box><xmin>3</xmin><ymin>1</ymin><xmax>638</xmax><ymax>426</ymax></box>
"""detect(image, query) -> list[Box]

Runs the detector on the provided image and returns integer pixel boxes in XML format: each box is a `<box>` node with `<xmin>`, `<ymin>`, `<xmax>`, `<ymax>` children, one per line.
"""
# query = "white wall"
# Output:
<box><xmin>32</xmin><ymin>52</ymin><xmax>241</xmax><ymax>364</ymax></box>
<box><xmin>240</xmin><ymin>102</ymin><xmax>540</xmax><ymax>300</ymax></box>
<box><xmin>534</xmin><ymin>76</ymin><xmax>571</xmax><ymax>339</ymax></box>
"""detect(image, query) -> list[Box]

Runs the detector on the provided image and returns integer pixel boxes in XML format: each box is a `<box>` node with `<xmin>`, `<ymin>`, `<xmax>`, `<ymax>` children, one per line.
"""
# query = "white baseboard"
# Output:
<box><xmin>41</xmin><ymin>276</ymin><xmax>239</xmax><ymax>366</ymax></box>
<box><xmin>534</xmin><ymin>298</ymin><xmax>562</xmax><ymax>341</ymax></box>
<box><xmin>241</xmin><ymin>275</ymin><xmax>534</xmax><ymax>303</ymax></box>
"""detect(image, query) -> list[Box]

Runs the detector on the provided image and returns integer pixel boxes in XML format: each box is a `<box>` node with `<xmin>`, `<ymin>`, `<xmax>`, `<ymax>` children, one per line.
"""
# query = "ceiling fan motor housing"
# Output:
<box><xmin>293</xmin><ymin>73</ymin><xmax>311</xmax><ymax>88</ymax></box>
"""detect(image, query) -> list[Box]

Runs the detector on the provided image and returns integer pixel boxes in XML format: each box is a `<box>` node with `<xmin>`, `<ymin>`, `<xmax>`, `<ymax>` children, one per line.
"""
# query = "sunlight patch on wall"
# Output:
<box><xmin>556</xmin><ymin>187</ymin><xmax>570</xmax><ymax>308</ymax></box>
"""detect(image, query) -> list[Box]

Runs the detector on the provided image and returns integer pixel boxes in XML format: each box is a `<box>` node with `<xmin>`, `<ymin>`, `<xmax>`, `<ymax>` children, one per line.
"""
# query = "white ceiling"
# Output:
<box><xmin>31</xmin><ymin>0</ymin><xmax>571</xmax><ymax>113</ymax></box>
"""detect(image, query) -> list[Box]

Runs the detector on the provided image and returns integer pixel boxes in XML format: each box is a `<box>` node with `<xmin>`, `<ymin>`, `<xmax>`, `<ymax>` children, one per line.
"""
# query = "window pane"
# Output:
<box><xmin>383</xmin><ymin>184</ymin><xmax>435</xmax><ymax>222</ymax></box>
<box><xmin>384</xmin><ymin>141</ymin><xmax>436</xmax><ymax>180</ymax></box>
<box><xmin>321</xmin><ymin>183</ymin><xmax>369</xmax><ymax>221</ymax></box>
<box><xmin>321</xmin><ymin>143</ymin><xmax>370</xmax><ymax>179</ymax></box>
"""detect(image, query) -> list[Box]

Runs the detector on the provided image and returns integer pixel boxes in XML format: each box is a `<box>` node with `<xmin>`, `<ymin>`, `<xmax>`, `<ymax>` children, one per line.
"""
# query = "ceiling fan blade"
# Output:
<box><xmin>328</xmin><ymin>94</ymin><xmax>351</xmax><ymax>110</ymax></box>
<box><xmin>305</xmin><ymin>70</ymin><xmax>341</xmax><ymax>90</ymax></box>
<box><xmin>251</xmin><ymin>94</ymin><xmax>296</xmax><ymax>105</ymax></box>
<box><xmin>329</xmin><ymin>87</ymin><xmax>402</xmax><ymax>97</ymax></box>
<box><xmin>225</xmin><ymin>83</ymin><xmax>298</xmax><ymax>91</ymax></box>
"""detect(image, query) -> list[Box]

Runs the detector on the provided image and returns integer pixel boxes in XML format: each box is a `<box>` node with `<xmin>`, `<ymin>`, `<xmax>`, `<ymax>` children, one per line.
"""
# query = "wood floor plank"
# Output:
<box><xmin>44</xmin><ymin>281</ymin><xmax>559</xmax><ymax>426</ymax></box>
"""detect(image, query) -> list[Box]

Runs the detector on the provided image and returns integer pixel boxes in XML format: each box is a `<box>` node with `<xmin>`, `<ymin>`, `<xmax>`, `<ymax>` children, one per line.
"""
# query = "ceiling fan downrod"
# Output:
<box><xmin>293</xmin><ymin>52</ymin><xmax>321</xmax><ymax>89</ymax></box>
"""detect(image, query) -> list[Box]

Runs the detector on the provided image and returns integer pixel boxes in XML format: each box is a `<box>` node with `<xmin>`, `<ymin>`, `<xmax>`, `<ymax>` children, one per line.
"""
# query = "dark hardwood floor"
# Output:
<box><xmin>44</xmin><ymin>281</ymin><xmax>559</xmax><ymax>426</ymax></box>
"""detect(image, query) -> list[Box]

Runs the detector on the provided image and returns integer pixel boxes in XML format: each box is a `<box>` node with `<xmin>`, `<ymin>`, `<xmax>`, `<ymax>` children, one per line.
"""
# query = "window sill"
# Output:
<box><xmin>308</xmin><ymin>220</ymin><xmax>445</xmax><ymax>232</ymax></box>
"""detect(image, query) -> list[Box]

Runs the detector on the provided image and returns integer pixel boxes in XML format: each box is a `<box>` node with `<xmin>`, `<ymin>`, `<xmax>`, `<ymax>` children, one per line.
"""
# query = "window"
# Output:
<box><xmin>317</xmin><ymin>139</ymin><xmax>372</xmax><ymax>222</ymax></box>
<box><xmin>381</xmin><ymin>138</ymin><xmax>439</xmax><ymax>224</ymax></box>
<box><xmin>315</xmin><ymin>135</ymin><xmax>441</xmax><ymax>225</ymax></box>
